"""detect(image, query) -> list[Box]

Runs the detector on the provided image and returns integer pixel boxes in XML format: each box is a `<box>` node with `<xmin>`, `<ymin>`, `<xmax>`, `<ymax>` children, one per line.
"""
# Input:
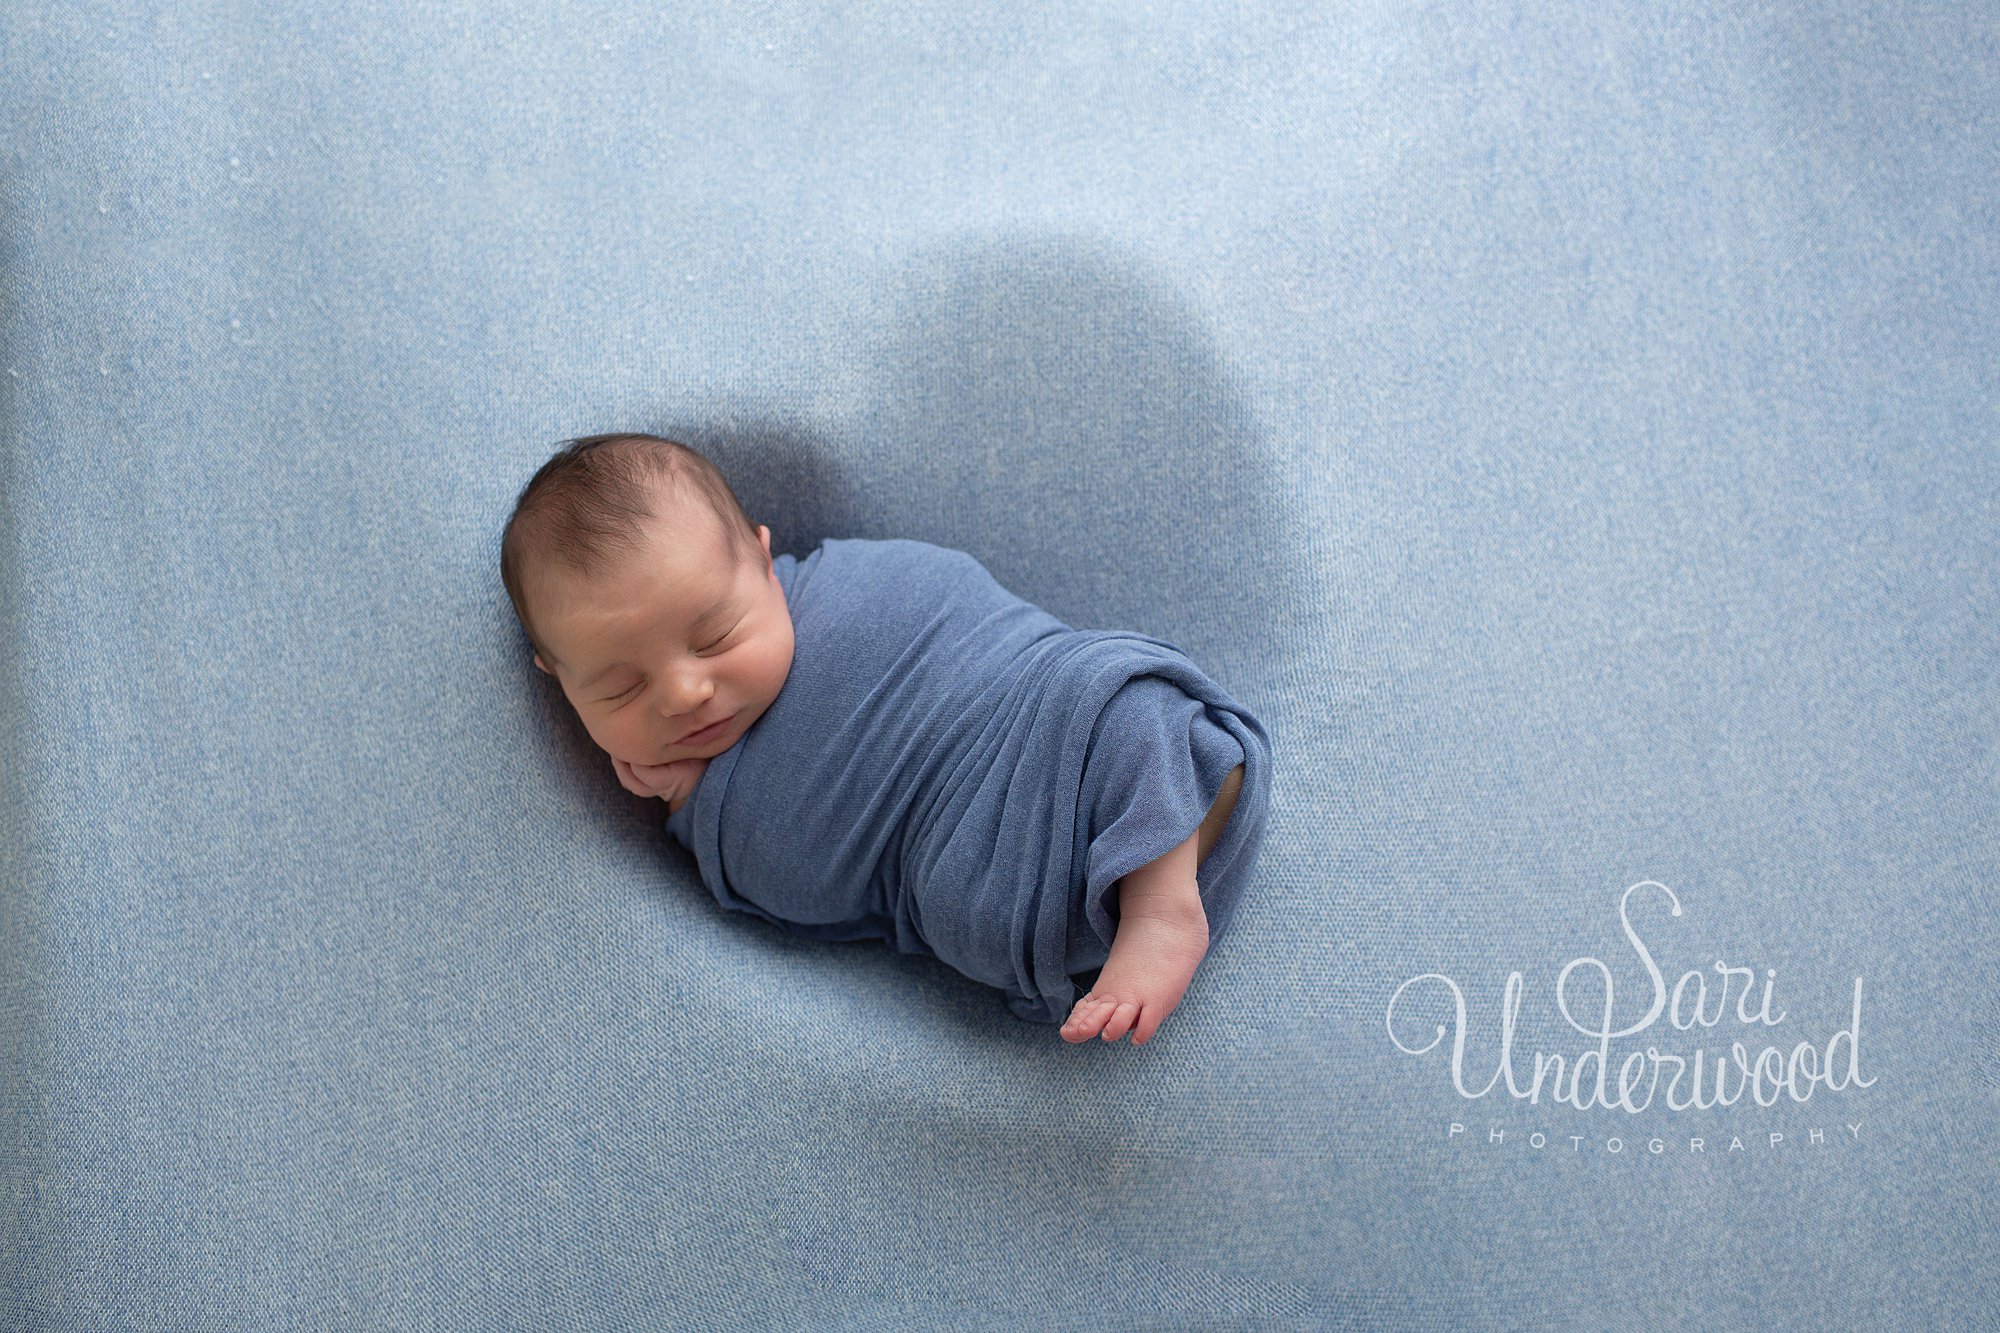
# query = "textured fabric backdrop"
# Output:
<box><xmin>3</xmin><ymin>3</ymin><xmax>1994</xmax><ymax>1329</ymax></box>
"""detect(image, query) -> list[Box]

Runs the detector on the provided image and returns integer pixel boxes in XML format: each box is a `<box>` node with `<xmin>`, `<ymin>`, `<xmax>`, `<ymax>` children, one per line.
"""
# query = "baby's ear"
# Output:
<box><xmin>533</xmin><ymin>654</ymin><xmax>551</xmax><ymax>675</ymax></box>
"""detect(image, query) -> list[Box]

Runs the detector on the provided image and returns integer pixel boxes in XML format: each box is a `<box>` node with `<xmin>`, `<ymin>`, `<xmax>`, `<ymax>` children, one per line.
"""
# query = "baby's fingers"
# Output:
<box><xmin>610</xmin><ymin>755</ymin><xmax>661</xmax><ymax>798</ymax></box>
<box><xmin>641</xmin><ymin>757</ymin><xmax>709</xmax><ymax>804</ymax></box>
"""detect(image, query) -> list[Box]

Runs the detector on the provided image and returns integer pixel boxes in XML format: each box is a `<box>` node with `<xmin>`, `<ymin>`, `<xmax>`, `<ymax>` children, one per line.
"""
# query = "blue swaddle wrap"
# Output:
<box><xmin>665</xmin><ymin>538</ymin><xmax>1273</xmax><ymax>1024</ymax></box>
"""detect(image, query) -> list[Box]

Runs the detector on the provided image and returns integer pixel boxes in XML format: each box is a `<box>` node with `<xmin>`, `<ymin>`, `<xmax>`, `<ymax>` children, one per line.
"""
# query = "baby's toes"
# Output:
<box><xmin>1096</xmin><ymin>998</ymin><xmax>1142</xmax><ymax>1042</ymax></box>
<box><xmin>1060</xmin><ymin>992</ymin><xmax>1116</xmax><ymax>1043</ymax></box>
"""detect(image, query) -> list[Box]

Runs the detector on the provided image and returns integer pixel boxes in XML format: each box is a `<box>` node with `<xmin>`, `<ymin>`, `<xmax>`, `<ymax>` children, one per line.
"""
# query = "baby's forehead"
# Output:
<box><xmin>543</xmin><ymin>523</ymin><xmax>736</xmax><ymax>604</ymax></box>
<box><xmin>645</xmin><ymin>488</ymin><xmax>739</xmax><ymax>556</ymax></box>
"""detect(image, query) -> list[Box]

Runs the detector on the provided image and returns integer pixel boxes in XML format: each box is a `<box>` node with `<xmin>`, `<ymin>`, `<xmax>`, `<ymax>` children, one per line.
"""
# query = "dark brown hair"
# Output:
<box><xmin>499</xmin><ymin>433</ymin><xmax>761</xmax><ymax>662</ymax></box>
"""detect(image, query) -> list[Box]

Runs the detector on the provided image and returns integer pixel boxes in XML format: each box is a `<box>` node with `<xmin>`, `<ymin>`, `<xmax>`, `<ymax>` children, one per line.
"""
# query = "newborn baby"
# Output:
<box><xmin>500</xmin><ymin>434</ymin><xmax>1271</xmax><ymax>1045</ymax></box>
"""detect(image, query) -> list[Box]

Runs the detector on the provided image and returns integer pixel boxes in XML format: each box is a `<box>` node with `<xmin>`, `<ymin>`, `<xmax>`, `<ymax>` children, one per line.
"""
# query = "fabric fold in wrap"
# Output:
<box><xmin>665</xmin><ymin>538</ymin><xmax>1273</xmax><ymax>1024</ymax></box>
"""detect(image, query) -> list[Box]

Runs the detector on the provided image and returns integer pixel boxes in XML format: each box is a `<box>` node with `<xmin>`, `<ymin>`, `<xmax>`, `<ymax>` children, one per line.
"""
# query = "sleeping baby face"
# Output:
<box><xmin>529</xmin><ymin>499</ymin><xmax>794</xmax><ymax>768</ymax></box>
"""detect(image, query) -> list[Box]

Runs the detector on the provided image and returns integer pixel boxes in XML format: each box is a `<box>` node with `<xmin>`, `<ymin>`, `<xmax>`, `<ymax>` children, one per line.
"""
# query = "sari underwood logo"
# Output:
<box><xmin>1386</xmin><ymin>881</ymin><xmax>1876</xmax><ymax>1155</ymax></box>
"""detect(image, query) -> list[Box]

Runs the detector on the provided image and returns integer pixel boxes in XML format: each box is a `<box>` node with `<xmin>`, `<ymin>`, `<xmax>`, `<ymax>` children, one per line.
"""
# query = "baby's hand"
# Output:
<box><xmin>612</xmin><ymin>754</ymin><xmax>710</xmax><ymax>812</ymax></box>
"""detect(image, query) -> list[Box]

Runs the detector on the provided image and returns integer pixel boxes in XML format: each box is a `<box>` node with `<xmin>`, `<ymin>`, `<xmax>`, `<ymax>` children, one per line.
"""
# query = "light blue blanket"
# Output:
<box><xmin>666</xmin><ymin>538</ymin><xmax>1272</xmax><ymax>1024</ymax></box>
<box><xmin>10</xmin><ymin>3</ymin><xmax>1992</xmax><ymax>1325</ymax></box>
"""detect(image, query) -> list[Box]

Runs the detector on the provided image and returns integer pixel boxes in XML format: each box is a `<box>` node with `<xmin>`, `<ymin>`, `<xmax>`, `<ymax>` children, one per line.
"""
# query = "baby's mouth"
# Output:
<box><xmin>675</xmin><ymin>712</ymin><xmax>736</xmax><ymax>746</ymax></box>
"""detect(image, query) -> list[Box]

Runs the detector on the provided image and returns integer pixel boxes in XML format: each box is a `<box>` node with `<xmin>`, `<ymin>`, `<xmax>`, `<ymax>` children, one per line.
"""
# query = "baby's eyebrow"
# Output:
<box><xmin>578</xmin><ymin>596</ymin><xmax>734</xmax><ymax>687</ymax></box>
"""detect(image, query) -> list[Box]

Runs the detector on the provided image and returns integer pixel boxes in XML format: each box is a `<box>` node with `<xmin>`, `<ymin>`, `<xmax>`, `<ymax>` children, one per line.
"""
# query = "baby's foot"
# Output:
<box><xmin>1060</xmin><ymin>901</ymin><xmax>1210</xmax><ymax>1046</ymax></box>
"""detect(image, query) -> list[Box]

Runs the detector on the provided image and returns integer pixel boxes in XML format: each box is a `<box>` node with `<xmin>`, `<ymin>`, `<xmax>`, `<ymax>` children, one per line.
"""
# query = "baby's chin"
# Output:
<box><xmin>615</xmin><ymin>741</ymin><xmax>711</xmax><ymax>769</ymax></box>
<box><xmin>608</xmin><ymin>746</ymin><xmax>669</xmax><ymax>769</ymax></box>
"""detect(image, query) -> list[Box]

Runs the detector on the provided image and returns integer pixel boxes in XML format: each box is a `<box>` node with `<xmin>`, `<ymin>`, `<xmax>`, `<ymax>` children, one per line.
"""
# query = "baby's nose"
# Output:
<box><xmin>657</xmin><ymin>682</ymin><xmax>712</xmax><ymax>718</ymax></box>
